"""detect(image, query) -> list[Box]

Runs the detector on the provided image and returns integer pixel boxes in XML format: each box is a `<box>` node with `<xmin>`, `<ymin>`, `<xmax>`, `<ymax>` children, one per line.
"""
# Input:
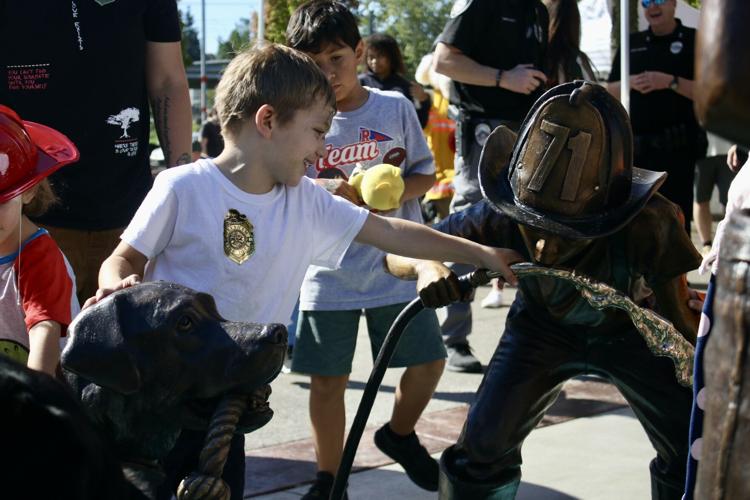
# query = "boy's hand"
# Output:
<box><xmin>316</xmin><ymin>178</ymin><xmax>361</xmax><ymax>205</ymax></box>
<box><xmin>82</xmin><ymin>274</ymin><xmax>141</xmax><ymax>310</ymax></box>
<box><xmin>476</xmin><ymin>247</ymin><xmax>523</xmax><ymax>287</ymax></box>
<box><xmin>414</xmin><ymin>261</ymin><xmax>466</xmax><ymax>308</ymax></box>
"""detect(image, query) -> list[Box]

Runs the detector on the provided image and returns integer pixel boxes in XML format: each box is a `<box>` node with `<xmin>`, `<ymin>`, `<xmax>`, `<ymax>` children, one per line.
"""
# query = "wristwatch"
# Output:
<box><xmin>495</xmin><ymin>69</ymin><xmax>503</xmax><ymax>88</ymax></box>
<box><xmin>669</xmin><ymin>75</ymin><xmax>679</xmax><ymax>91</ymax></box>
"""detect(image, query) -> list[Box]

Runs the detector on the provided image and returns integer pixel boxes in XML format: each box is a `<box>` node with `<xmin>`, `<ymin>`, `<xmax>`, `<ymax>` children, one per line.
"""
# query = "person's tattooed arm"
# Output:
<box><xmin>146</xmin><ymin>41</ymin><xmax>192</xmax><ymax>167</ymax></box>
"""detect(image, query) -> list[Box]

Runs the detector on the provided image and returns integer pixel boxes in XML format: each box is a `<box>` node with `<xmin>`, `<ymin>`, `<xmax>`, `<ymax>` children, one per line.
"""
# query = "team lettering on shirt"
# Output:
<box><xmin>313</xmin><ymin>128</ymin><xmax>395</xmax><ymax>174</ymax></box>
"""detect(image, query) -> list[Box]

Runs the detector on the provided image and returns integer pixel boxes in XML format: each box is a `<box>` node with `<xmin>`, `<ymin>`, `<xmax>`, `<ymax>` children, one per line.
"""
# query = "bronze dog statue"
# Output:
<box><xmin>0</xmin><ymin>355</ymin><xmax>142</xmax><ymax>499</ymax></box>
<box><xmin>61</xmin><ymin>281</ymin><xmax>287</xmax><ymax>497</ymax></box>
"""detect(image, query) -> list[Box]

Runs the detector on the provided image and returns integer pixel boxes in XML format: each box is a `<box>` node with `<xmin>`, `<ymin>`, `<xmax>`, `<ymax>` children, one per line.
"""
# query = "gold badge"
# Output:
<box><xmin>223</xmin><ymin>209</ymin><xmax>254</xmax><ymax>264</ymax></box>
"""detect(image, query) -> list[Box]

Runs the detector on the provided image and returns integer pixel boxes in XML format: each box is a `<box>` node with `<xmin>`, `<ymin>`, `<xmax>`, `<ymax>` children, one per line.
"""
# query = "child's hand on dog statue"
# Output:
<box><xmin>82</xmin><ymin>274</ymin><xmax>142</xmax><ymax>310</ymax></box>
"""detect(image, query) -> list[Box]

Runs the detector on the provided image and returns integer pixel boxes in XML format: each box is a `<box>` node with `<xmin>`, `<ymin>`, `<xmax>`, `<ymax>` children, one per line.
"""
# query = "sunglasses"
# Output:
<box><xmin>641</xmin><ymin>0</ymin><xmax>667</xmax><ymax>7</ymax></box>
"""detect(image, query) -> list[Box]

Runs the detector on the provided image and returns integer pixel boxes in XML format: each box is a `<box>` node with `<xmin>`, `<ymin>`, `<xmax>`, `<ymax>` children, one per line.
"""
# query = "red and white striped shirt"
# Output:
<box><xmin>0</xmin><ymin>229</ymin><xmax>78</xmax><ymax>364</ymax></box>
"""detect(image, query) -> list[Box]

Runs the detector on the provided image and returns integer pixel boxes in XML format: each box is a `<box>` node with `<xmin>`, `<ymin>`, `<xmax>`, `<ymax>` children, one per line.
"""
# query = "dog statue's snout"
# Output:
<box><xmin>261</xmin><ymin>323</ymin><xmax>288</xmax><ymax>345</ymax></box>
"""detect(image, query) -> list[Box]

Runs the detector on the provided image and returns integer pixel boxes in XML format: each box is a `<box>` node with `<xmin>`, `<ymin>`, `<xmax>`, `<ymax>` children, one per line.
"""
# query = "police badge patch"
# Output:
<box><xmin>223</xmin><ymin>209</ymin><xmax>254</xmax><ymax>265</ymax></box>
<box><xmin>450</xmin><ymin>0</ymin><xmax>473</xmax><ymax>18</ymax></box>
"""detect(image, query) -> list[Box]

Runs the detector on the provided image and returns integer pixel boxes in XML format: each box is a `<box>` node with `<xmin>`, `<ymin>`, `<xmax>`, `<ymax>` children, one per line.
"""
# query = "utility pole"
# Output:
<box><xmin>200</xmin><ymin>0</ymin><xmax>207</xmax><ymax>124</ymax></box>
<box><xmin>257</xmin><ymin>0</ymin><xmax>266</xmax><ymax>46</ymax></box>
<box><xmin>620</xmin><ymin>0</ymin><xmax>630</xmax><ymax>114</ymax></box>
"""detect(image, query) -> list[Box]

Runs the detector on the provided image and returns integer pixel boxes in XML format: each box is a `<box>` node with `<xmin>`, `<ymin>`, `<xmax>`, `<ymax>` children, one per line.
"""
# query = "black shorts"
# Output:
<box><xmin>694</xmin><ymin>155</ymin><xmax>736</xmax><ymax>205</ymax></box>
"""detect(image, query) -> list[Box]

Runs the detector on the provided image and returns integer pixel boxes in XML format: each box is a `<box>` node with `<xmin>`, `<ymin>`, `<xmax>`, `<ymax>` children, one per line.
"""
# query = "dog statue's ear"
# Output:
<box><xmin>62</xmin><ymin>294</ymin><xmax>142</xmax><ymax>395</ymax></box>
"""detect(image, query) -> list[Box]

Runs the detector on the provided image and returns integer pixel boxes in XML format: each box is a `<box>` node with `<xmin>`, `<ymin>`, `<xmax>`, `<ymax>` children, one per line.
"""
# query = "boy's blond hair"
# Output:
<box><xmin>215</xmin><ymin>43</ymin><xmax>336</xmax><ymax>139</ymax></box>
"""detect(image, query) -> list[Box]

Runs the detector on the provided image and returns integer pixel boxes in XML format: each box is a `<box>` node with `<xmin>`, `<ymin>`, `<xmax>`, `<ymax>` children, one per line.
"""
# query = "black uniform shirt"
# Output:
<box><xmin>437</xmin><ymin>0</ymin><xmax>548</xmax><ymax>121</ymax></box>
<box><xmin>608</xmin><ymin>19</ymin><xmax>699</xmax><ymax>135</ymax></box>
<box><xmin>0</xmin><ymin>0</ymin><xmax>181</xmax><ymax>230</ymax></box>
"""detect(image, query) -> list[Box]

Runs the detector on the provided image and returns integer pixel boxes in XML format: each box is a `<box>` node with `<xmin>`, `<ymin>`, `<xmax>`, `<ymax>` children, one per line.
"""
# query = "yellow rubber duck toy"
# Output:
<box><xmin>349</xmin><ymin>163</ymin><xmax>405</xmax><ymax>211</ymax></box>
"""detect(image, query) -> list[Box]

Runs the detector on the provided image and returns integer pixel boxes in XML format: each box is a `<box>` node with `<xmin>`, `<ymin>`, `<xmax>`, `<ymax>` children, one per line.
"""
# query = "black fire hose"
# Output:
<box><xmin>330</xmin><ymin>269</ymin><xmax>500</xmax><ymax>500</ymax></box>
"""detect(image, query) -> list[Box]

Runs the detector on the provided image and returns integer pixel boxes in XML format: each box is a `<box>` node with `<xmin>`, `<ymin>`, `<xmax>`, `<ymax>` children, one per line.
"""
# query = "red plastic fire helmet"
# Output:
<box><xmin>0</xmin><ymin>105</ymin><xmax>79</xmax><ymax>204</ymax></box>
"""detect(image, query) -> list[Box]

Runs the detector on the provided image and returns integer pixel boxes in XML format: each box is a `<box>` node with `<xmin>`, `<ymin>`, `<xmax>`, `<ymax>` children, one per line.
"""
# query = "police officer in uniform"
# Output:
<box><xmin>433</xmin><ymin>0</ymin><xmax>548</xmax><ymax>372</ymax></box>
<box><xmin>608</xmin><ymin>0</ymin><xmax>706</xmax><ymax>232</ymax></box>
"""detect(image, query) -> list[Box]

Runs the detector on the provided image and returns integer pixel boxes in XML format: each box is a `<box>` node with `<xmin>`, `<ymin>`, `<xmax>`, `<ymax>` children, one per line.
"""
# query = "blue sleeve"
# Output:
<box><xmin>433</xmin><ymin>200</ymin><xmax>526</xmax><ymax>253</ymax></box>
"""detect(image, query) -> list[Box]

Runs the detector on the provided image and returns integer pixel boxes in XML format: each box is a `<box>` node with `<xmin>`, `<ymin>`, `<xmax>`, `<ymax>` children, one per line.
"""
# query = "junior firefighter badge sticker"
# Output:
<box><xmin>223</xmin><ymin>209</ymin><xmax>254</xmax><ymax>264</ymax></box>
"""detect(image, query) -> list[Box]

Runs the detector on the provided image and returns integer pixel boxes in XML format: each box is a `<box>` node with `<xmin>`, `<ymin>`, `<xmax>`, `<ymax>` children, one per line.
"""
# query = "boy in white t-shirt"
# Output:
<box><xmin>87</xmin><ymin>44</ymin><xmax>522</xmax><ymax>500</ymax></box>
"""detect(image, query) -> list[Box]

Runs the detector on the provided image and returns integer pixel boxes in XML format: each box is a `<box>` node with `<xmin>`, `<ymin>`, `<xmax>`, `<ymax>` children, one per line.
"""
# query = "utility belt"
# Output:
<box><xmin>634</xmin><ymin>123</ymin><xmax>708</xmax><ymax>158</ymax></box>
<box><xmin>455</xmin><ymin>108</ymin><xmax>520</xmax><ymax>160</ymax></box>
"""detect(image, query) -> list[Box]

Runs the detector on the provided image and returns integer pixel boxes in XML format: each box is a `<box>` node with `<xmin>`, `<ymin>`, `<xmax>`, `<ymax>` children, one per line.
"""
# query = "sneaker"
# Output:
<box><xmin>374</xmin><ymin>424</ymin><xmax>438</xmax><ymax>491</ymax></box>
<box><xmin>446</xmin><ymin>343</ymin><xmax>482</xmax><ymax>373</ymax></box>
<box><xmin>301</xmin><ymin>471</ymin><xmax>348</xmax><ymax>500</ymax></box>
<box><xmin>481</xmin><ymin>288</ymin><xmax>504</xmax><ymax>308</ymax></box>
<box><xmin>281</xmin><ymin>345</ymin><xmax>294</xmax><ymax>374</ymax></box>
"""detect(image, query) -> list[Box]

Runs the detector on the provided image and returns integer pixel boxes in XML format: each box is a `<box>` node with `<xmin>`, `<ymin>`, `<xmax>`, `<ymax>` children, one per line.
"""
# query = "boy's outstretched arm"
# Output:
<box><xmin>82</xmin><ymin>242</ymin><xmax>148</xmax><ymax>309</ymax></box>
<box><xmin>355</xmin><ymin>213</ymin><xmax>523</xmax><ymax>286</ymax></box>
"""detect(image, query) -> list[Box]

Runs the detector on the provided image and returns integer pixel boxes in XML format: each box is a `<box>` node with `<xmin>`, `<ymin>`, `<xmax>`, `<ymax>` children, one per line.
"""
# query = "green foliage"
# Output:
<box><xmin>181</xmin><ymin>8</ymin><xmax>201</xmax><ymax>66</ymax></box>
<box><xmin>358</xmin><ymin>0</ymin><xmax>452</xmax><ymax>77</ymax></box>
<box><xmin>265</xmin><ymin>0</ymin><xmax>300</xmax><ymax>44</ymax></box>
<box><xmin>264</xmin><ymin>0</ymin><xmax>360</xmax><ymax>44</ymax></box>
<box><xmin>685</xmin><ymin>0</ymin><xmax>701</xmax><ymax>8</ymax></box>
<box><xmin>217</xmin><ymin>18</ymin><xmax>253</xmax><ymax>59</ymax></box>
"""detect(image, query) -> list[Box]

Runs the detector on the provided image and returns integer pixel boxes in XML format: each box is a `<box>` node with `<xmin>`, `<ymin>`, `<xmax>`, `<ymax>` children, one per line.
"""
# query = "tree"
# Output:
<box><xmin>359</xmin><ymin>0</ymin><xmax>452</xmax><ymax>77</ymax></box>
<box><xmin>107</xmin><ymin>108</ymin><xmax>140</xmax><ymax>139</ymax></box>
<box><xmin>264</xmin><ymin>0</ymin><xmax>360</xmax><ymax>44</ymax></box>
<box><xmin>182</xmin><ymin>7</ymin><xmax>201</xmax><ymax>65</ymax></box>
<box><xmin>217</xmin><ymin>18</ymin><xmax>252</xmax><ymax>59</ymax></box>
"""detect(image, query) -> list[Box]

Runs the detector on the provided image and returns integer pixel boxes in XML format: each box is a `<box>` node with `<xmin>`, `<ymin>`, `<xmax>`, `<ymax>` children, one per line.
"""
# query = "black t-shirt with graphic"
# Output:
<box><xmin>608</xmin><ymin>19</ymin><xmax>698</xmax><ymax>136</ymax></box>
<box><xmin>0</xmin><ymin>0</ymin><xmax>180</xmax><ymax>230</ymax></box>
<box><xmin>437</xmin><ymin>0</ymin><xmax>548</xmax><ymax>121</ymax></box>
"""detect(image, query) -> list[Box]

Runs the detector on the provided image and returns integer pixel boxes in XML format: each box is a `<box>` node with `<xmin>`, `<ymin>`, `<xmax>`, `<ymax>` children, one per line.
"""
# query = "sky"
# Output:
<box><xmin>179</xmin><ymin>0</ymin><xmax>261</xmax><ymax>56</ymax></box>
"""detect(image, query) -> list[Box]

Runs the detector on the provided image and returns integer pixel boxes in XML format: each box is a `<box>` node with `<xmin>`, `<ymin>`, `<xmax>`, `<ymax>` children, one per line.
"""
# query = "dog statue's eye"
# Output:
<box><xmin>176</xmin><ymin>316</ymin><xmax>194</xmax><ymax>331</ymax></box>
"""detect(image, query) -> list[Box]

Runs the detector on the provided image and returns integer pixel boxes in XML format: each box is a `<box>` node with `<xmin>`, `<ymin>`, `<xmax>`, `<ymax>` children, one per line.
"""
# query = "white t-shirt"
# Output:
<box><xmin>121</xmin><ymin>159</ymin><xmax>368</xmax><ymax>324</ymax></box>
<box><xmin>700</xmin><ymin>157</ymin><xmax>750</xmax><ymax>275</ymax></box>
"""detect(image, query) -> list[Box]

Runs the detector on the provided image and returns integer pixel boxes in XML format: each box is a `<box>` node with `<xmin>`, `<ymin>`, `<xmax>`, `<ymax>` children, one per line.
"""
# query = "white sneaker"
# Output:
<box><xmin>481</xmin><ymin>289</ymin><xmax>504</xmax><ymax>308</ymax></box>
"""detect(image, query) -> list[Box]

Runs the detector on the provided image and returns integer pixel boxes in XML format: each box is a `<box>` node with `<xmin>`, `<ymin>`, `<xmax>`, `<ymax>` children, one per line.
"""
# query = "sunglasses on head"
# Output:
<box><xmin>641</xmin><ymin>0</ymin><xmax>667</xmax><ymax>8</ymax></box>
